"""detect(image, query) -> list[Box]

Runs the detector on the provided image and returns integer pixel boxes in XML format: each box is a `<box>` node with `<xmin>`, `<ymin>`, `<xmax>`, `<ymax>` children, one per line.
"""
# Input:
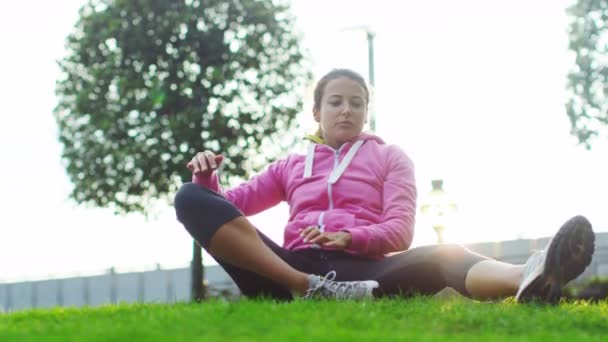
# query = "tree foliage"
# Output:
<box><xmin>55</xmin><ymin>0</ymin><xmax>311</xmax><ymax>213</ymax></box>
<box><xmin>567</xmin><ymin>0</ymin><xmax>608</xmax><ymax>148</ymax></box>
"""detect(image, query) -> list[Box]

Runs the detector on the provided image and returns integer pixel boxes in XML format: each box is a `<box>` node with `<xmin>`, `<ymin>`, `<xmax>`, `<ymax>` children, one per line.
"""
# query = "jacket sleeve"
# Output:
<box><xmin>192</xmin><ymin>172</ymin><xmax>221</xmax><ymax>192</ymax></box>
<box><xmin>342</xmin><ymin>146</ymin><xmax>417</xmax><ymax>257</ymax></box>
<box><xmin>192</xmin><ymin>158</ymin><xmax>287</xmax><ymax>216</ymax></box>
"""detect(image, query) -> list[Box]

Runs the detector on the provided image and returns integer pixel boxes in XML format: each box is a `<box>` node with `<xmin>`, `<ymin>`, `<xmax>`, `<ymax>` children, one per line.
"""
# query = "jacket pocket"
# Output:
<box><xmin>322</xmin><ymin>211</ymin><xmax>356</xmax><ymax>232</ymax></box>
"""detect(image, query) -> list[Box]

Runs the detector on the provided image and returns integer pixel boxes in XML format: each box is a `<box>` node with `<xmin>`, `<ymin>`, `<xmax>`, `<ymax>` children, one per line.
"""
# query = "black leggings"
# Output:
<box><xmin>174</xmin><ymin>183</ymin><xmax>488</xmax><ymax>300</ymax></box>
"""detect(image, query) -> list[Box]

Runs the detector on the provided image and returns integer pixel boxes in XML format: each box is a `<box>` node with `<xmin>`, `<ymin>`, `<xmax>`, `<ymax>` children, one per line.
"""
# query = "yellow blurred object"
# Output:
<box><xmin>420</xmin><ymin>179</ymin><xmax>458</xmax><ymax>244</ymax></box>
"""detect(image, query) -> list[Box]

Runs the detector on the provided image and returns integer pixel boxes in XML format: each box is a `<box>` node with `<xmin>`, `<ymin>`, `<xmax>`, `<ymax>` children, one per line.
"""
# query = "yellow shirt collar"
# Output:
<box><xmin>304</xmin><ymin>134</ymin><xmax>324</xmax><ymax>144</ymax></box>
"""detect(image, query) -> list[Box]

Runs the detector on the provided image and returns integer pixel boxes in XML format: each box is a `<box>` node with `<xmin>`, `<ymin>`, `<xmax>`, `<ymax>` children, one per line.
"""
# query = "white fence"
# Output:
<box><xmin>2</xmin><ymin>232</ymin><xmax>607</xmax><ymax>312</ymax></box>
<box><xmin>0</xmin><ymin>265</ymin><xmax>237</xmax><ymax>312</ymax></box>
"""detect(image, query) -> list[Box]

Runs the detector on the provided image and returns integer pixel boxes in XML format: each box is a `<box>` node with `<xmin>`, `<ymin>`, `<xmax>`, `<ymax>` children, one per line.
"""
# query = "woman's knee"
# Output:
<box><xmin>173</xmin><ymin>183</ymin><xmax>241</xmax><ymax>241</ymax></box>
<box><xmin>430</xmin><ymin>244</ymin><xmax>469</xmax><ymax>263</ymax></box>
<box><xmin>174</xmin><ymin>183</ymin><xmax>204</xmax><ymax>220</ymax></box>
<box><xmin>173</xmin><ymin>183</ymin><xmax>200</xmax><ymax>213</ymax></box>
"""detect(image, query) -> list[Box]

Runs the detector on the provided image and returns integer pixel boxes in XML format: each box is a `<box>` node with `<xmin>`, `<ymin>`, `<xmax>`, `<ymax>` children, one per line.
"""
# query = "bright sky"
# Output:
<box><xmin>1</xmin><ymin>0</ymin><xmax>606</xmax><ymax>282</ymax></box>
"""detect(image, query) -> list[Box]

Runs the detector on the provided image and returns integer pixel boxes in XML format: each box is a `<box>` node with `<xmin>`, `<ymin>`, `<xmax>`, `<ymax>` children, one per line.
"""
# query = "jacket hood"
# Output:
<box><xmin>304</xmin><ymin>132</ymin><xmax>385</xmax><ymax>146</ymax></box>
<box><xmin>302</xmin><ymin>132</ymin><xmax>385</xmax><ymax>181</ymax></box>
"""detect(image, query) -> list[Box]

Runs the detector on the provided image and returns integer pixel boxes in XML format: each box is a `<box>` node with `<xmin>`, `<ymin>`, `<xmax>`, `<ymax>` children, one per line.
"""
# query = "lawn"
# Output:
<box><xmin>1</xmin><ymin>297</ymin><xmax>606</xmax><ymax>341</ymax></box>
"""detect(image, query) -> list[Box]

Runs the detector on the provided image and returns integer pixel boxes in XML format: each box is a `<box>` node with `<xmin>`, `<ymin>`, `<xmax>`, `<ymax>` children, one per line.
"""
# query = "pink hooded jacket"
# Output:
<box><xmin>193</xmin><ymin>133</ymin><xmax>417</xmax><ymax>259</ymax></box>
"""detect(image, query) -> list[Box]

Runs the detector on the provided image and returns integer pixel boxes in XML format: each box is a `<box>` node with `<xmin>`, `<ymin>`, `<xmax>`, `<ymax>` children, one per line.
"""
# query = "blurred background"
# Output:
<box><xmin>0</xmin><ymin>0</ymin><xmax>606</xmax><ymax>293</ymax></box>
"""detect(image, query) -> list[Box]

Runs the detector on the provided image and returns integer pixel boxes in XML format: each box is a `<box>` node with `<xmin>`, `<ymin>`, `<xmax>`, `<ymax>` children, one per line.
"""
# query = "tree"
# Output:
<box><xmin>566</xmin><ymin>0</ymin><xmax>608</xmax><ymax>148</ymax></box>
<box><xmin>54</xmin><ymin>0</ymin><xmax>311</xmax><ymax>301</ymax></box>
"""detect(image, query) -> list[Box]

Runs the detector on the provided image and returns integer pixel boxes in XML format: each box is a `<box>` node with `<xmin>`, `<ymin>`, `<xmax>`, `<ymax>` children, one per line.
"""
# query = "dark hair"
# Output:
<box><xmin>313</xmin><ymin>68</ymin><xmax>370</xmax><ymax>111</ymax></box>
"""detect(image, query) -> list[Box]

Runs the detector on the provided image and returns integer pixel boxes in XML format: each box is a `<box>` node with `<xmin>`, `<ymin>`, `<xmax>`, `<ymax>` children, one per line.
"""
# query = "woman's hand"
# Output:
<box><xmin>298</xmin><ymin>226</ymin><xmax>352</xmax><ymax>250</ymax></box>
<box><xmin>186</xmin><ymin>151</ymin><xmax>224</xmax><ymax>176</ymax></box>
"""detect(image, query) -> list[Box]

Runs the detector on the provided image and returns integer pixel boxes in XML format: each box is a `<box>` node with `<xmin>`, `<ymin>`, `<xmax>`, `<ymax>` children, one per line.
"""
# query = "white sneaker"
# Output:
<box><xmin>516</xmin><ymin>215</ymin><xmax>595</xmax><ymax>304</ymax></box>
<box><xmin>303</xmin><ymin>271</ymin><xmax>378</xmax><ymax>300</ymax></box>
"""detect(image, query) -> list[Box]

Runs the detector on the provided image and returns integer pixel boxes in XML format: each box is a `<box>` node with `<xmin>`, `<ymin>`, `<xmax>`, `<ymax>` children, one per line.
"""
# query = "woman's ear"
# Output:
<box><xmin>313</xmin><ymin>107</ymin><xmax>320</xmax><ymax>123</ymax></box>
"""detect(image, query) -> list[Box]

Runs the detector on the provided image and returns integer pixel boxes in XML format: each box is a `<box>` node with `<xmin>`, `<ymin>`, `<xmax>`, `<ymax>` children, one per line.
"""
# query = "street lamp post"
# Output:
<box><xmin>340</xmin><ymin>26</ymin><xmax>376</xmax><ymax>132</ymax></box>
<box><xmin>420</xmin><ymin>179</ymin><xmax>458</xmax><ymax>244</ymax></box>
<box><xmin>366</xmin><ymin>30</ymin><xmax>376</xmax><ymax>132</ymax></box>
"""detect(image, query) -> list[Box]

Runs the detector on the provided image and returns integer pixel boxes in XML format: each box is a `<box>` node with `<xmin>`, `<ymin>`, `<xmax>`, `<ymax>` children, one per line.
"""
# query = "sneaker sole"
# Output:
<box><xmin>518</xmin><ymin>215</ymin><xmax>595</xmax><ymax>304</ymax></box>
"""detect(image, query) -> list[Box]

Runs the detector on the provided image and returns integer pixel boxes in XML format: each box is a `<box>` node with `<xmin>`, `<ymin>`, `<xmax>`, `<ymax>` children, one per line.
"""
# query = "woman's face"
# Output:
<box><xmin>314</xmin><ymin>77</ymin><xmax>368</xmax><ymax>149</ymax></box>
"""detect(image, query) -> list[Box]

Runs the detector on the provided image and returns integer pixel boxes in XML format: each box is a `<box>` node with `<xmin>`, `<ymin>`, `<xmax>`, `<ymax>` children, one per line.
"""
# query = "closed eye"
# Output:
<box><xmin>350</xmin><ymin>100</ymin><xmax>363</xmax><ymax>108</ymax></box>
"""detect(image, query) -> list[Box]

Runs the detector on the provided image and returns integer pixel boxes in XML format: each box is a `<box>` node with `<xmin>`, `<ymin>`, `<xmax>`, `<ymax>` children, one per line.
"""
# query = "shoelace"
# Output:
<box><xmin>304</xmin><ymin>270</ymin><xmax>362</xmax><ymax>299</ymax></box>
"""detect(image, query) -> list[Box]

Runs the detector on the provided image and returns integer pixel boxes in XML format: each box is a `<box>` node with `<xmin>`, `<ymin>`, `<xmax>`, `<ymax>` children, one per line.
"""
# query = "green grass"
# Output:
<box><xmin>1</xmin><ymin>297</ymin><xmax>607</xmax><ymax>341</ymax></box>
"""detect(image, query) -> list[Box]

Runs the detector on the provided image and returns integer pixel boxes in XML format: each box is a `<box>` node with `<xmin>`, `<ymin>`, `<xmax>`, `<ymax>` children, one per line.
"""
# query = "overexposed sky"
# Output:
<box><xmin>1</xmin><ymin>0</ymin><xmax>606</xmax><ymax>282</ymax></box>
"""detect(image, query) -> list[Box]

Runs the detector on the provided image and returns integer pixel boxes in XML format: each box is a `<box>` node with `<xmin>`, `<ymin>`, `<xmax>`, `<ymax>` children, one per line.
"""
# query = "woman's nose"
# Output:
<box><xmin>340</xmin><ymin>104</ymin><xmax>352</xmax><ymax>115</ymax></box>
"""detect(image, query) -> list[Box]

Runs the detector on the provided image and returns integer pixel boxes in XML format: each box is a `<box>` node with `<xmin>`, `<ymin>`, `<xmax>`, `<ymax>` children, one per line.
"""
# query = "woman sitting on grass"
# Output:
<box><xmin>174</xmin><ymin>68</ymin><xmax>595</xmax><ymax>303</ymax></box>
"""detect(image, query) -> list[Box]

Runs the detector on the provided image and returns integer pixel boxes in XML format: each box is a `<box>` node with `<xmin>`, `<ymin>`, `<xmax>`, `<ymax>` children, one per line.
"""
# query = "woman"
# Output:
<box><xmin>174</xmin><ymin>68</ymin><xmax>595</xmax><ymax>303</ymax></box>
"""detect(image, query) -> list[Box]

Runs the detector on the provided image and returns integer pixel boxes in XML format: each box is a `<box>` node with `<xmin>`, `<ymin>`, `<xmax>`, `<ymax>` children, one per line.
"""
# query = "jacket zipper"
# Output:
<box><xmin>318</xmin><ymin>146</ymin><xmax>343</xmax><ymax>233</ymax></box>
